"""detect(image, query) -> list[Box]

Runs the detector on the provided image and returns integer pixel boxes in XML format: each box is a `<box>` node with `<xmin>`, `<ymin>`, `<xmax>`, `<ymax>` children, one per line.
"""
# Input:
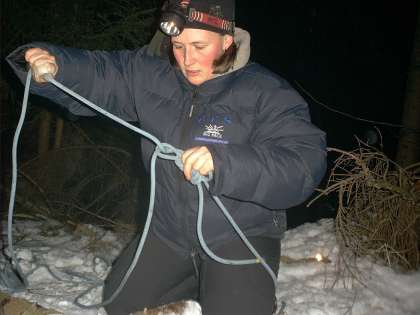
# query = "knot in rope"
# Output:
<box><xmin>155</xmin><ymin>142</ymin><xmax>213</xmax><ymax>186</ymax></box>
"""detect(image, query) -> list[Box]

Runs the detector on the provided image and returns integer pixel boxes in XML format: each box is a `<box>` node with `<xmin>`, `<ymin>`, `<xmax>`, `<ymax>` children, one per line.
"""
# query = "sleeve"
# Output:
<box><xmin>207</xmin><ymin>85</ymin><xmax>327</xmax><ymax>210</ymax></box>
<box><xmin>6</xmin><ymin>42</ymin><xmax>149</xmax><ymax>121</ymax></box>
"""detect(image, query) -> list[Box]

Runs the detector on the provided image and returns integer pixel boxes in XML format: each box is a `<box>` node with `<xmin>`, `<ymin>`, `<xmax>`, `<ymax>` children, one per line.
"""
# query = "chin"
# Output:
<box><xmin>187</xmin><ymin>77</ymin><xmax>205</xmax><ymax>86</ymax></box>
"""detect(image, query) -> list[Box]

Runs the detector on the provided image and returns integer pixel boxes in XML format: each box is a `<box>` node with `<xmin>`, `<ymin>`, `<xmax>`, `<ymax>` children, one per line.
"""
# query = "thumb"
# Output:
<box><xmin>33</xmin><ymin>62</ymin><xmax>57</xmax><ymax>83</ymax></box>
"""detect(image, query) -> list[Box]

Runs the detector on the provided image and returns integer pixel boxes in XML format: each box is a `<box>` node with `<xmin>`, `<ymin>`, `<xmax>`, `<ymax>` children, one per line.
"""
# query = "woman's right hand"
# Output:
<box><xmin>25</xmin><ymin>48</ymin><xmax>58</xmax><ymax>83</ymax></box>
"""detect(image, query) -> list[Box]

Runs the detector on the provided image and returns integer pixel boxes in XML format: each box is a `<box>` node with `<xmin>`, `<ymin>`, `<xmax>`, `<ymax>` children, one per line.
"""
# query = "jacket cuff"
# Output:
<box><xmin>6</xmin><ymin>44</ymin><xmax>51</xmax><ymax>90</ymax></box>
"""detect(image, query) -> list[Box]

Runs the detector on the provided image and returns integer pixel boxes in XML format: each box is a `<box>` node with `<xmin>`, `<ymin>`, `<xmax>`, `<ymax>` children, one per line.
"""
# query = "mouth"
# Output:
<box><xmin>185</xmin><ymin>69</ymin><xmax>200</xmax><ymax>77</ymax></box>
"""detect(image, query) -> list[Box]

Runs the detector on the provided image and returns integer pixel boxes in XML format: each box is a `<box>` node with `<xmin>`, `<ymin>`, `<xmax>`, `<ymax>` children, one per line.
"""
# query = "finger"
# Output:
<box><xmin>201</xmin><ymin>155</ymin><xmax>214</xmax><ymax>176</ymax></box>
<box><xmin>191</xmin><ymin>150</ymin><xmax>212</xmax><ymax>173</ymax></box>
<box><xmin>32</xmin><ymin>62</ymin><xmax>56</xmax><ymax>83</ymax></box>
<box><xmin>30</xmin><ymin>56</ymin><xmax>58</xmax><ymax>83</ymax></box>
<box><xmin>181</xmin><ymin>147</ymin><xmax>199</xmax><ymax>180</ymax></box>
<box><xmin>32</xmin><ymin>58</ymin><xmax>57</xmax><ymax>72</ymax></box>
<box><xmin>37</xmin><ymin>66</ymin><xmax>55</xmax><ymax>82</ymax></box>
<box><xmin>181</xmin><ymin>148</ymin><xmax>196</xmax><ymax>165</ymax></box>
<box><xmin>26</xmin><ymin>49</ymin><xmax>54</xmax><ymax>65</ymax></box>
<box><xmin>191</xmin><ymin>155</ymin><xmax>207</xmax><ymax>175</ymax></box>
<box><xmin>196</xmin><ymin>153</ymin><xmax>214</xmax><ymax>176</ymax></box>
<box><xmin>183</xmin><ymin>147</ymin><xmax>210</xmax><ymax>180</ymax></box>
<box><xmin>25</xmin><ymin>48</ymin><xmax>57</xmax><ymax>81</ymax></box>
<box><xmin>29</xmin><ymin>54</ymin><xmax>56</xmax><ymax>67</ymax></box>
<box><xmin>183</xmin><ymin>148</ymin><xmax>204</xmax><ymax>180</ymax></box>
<box><xmin>25</xmin><ymin>48</ymin><xmax>46</xmax><ymax>62</ymax></box>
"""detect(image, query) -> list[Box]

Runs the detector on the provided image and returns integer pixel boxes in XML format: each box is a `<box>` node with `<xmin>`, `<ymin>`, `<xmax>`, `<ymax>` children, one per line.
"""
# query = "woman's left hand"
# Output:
<box><xmin>181</xmin><ymin>146</ymin><xmax>214</xmax><ymax>181</ymax></box>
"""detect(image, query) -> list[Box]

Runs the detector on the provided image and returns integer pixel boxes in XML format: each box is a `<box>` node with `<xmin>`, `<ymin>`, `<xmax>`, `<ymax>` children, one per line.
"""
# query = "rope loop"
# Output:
<box><xmin>155</xmin><ymin>142</ymin><xmax>213</xmax><ymax>185</ymax></box>
<box><xmin>156</xmin><ymin>142</ymin><xmax>179</xmax><ymax>155</ymax></box>
<box><xmin>155</xmin><ymin>142</ymin><xmax>184</xmax><ymax>171</ymax></box>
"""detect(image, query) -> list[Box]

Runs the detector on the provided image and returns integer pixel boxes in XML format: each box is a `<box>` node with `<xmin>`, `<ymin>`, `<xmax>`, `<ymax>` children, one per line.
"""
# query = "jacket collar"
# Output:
<box><xmin>224</xmin><ymin>27</ymin><xmax>251</xmax><ymax>74</ymax></box>
<box><xmin>174</xmin><ymin>65</ymin><xmax>242</xmax><ymax>95</ymax></box>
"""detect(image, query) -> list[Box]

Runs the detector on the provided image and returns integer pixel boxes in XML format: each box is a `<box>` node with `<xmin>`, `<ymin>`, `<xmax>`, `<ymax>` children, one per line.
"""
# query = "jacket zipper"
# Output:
<box><xmin>188</xmin><ymin>88</ymin><xmax>199</xmax><ymax>118</ymax></box>
<box><xmin>190</xmin><ymin>248</ymin><xmax>200</xmax><ymax>279</ymax></box>
<box><xmin>179</xmin><ymin>87</ymin><xmax>199</xmax><ymax>147</ymax></box>
<box><xmin>181</xmin><ymin>87</ymin><xmax>200</xmax><ymax>247</ymax></box>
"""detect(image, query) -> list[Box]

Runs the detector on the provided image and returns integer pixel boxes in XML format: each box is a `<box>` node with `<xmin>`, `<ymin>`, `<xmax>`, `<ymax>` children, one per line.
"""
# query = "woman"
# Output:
<box><xmin>7</xmin><ymin>1</ymin><xmax>327</xmax><ymax>314</ymax></box>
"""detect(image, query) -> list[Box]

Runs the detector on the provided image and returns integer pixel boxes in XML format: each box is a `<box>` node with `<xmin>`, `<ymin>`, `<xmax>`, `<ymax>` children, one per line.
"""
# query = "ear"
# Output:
<box><xmin>223</xmin><ymin>35</ymin><xmax>234</xmax><ymax>51</ymax></box>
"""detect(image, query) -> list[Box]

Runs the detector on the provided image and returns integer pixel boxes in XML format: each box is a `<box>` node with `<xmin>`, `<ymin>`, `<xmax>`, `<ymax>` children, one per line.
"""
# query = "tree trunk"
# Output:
<box><xmin>54</xmin><ymin>117</ymin><xmax>64</xmax><ymax>149</ymax></box>
<box><xmin>38</xmin><ymin>110</ymin><xmax>52</xmax><ymax>154</ymax></box>
<box><xmin>396</xmin><ymin>5</ymin><xmax>420</xmax><ymax>167</ymax></box>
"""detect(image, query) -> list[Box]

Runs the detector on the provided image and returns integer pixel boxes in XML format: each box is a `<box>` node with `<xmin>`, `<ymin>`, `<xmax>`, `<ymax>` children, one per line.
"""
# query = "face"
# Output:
<box><xmin>171</xmin><ymin>28</ymin><xmax>233</xmax><ymax>85</ymax></box>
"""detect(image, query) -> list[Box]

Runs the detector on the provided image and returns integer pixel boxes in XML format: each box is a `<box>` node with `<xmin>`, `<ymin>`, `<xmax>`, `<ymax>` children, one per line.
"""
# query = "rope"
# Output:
<box><xmin>1</xmin><ymin>69</ymin><xmax>32</xmax><ymax>292</ymax></box>
<box><xmin>6</xmin><ymin>71</ymin><xmax>282</xmax><ymax>314</ymax></box>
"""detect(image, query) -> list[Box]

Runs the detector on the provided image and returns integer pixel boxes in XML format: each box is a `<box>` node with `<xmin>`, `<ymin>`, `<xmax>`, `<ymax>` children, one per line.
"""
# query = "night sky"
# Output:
<box><xmin>1</xmin><ymin>0</ymin><xmax>419</xmax><ymax>226</ymax></box>
<box><xmin>237</xmin><ymin>1</ymin><xmax>418</xmax><ymax>157</ymax></box>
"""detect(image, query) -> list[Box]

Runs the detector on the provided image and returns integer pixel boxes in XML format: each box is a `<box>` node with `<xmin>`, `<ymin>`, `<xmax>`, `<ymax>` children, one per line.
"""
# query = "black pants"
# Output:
<box><xmin>103</xmin><ymin>231</ymin><xmax>280</xmax><ymax>315</ymax></box>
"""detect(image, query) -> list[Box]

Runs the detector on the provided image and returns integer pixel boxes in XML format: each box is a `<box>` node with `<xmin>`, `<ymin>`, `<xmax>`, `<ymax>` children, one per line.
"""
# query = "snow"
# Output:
<box><xmin>1</xmin><ymin>218</ymin><xmax>419</xmax><ymax>315</ymax></box>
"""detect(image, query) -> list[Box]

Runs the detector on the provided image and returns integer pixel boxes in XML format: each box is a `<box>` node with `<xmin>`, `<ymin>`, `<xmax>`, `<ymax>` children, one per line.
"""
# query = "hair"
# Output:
<box><xmin>213</xmin><ymin>42</ymin><xmax>237</xmax><ymax>74</ymax></box>
<box><xmin>168</xmin><ymin>40</ymin><xmax>238</xmax><ymax>75</ymax></box>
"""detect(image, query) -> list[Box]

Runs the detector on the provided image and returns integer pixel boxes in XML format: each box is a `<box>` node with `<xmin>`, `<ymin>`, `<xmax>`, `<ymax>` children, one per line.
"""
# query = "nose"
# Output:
<box><xmin>183</xmin><ymin>48</ymin><xmax>195</xmax><ymax>67</ymax></box>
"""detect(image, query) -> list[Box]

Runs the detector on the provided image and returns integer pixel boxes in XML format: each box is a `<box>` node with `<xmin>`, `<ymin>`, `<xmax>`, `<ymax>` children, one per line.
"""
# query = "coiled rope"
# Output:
<box><xmin>6</xmin><ymin>70</ymin><xmax>282</xmax><ymax>313</ymax></box>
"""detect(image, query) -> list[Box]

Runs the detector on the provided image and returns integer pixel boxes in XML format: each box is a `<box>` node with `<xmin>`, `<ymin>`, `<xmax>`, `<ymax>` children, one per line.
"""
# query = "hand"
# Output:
<box><xmin>25</xmin><ymin>48</ymin><xmax>58</xmax><ymax>83</ymax></box>
<box><xmin>181</xmin><ymin>146</ymin><xmax>214</xmax><ymax>181</ymax></box>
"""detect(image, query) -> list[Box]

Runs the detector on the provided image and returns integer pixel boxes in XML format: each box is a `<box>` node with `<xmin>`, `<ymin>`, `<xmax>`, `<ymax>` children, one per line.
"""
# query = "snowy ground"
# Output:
<box><xmin>1</xmin><ymin>218</ymin><xmax>419</xmax><ymax>315</ymax></box>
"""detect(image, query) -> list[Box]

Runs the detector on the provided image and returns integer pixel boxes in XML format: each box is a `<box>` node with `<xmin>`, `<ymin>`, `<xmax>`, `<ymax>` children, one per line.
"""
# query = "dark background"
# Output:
<box><xmin>238</xmin><ymin>1</ymin><xmax>417</xmax><ymax>154</ymax></box>
<box><xmin>1</xmin><ymin>0</ymin><xmax>418</xmax><ymax>228</ymax></box>
<box><xmin>236</xmin><ymin>1</ymin><xmax>418</xmax><ymax>227</ymax></box>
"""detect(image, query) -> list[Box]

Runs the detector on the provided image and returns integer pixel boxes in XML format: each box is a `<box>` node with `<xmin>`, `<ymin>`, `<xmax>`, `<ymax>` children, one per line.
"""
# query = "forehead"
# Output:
<box><xmin>171</xmin><ymin>28</ymin><xmax>222</xmax><ymax>43</ymax></box>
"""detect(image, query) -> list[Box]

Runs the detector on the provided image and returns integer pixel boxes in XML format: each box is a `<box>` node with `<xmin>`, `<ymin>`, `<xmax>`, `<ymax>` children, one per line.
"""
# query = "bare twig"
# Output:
<box><xmin>310</xmin><ymin>144</ymin><xmax>420</xmax><ymax>273</ymax></box>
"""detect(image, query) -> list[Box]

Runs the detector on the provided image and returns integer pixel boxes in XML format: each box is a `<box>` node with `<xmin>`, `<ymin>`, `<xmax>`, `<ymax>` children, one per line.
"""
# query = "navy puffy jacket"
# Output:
<box><xmin>7</xmin><ymin>43</ymin><xmax>327</xmax><ymax>253</ymax></box>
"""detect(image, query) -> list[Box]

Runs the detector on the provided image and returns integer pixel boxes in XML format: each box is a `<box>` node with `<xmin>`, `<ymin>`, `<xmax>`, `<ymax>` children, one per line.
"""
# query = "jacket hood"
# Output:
<box><xmin>231</xmin><ymin>27</ymin><xmax>251</xmax><ymax>72</ymax></box>
<box><xmin>212</xmin><ymin>27</ymin><xmax>250</xmax><ymax>79</ymax></box>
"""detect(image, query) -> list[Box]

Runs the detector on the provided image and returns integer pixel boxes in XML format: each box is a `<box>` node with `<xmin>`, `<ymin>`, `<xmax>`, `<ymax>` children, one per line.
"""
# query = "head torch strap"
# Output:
<box><xmin>180</xmin><ymin>0</ymin><xmax>191</xmax><ymax>6</ymax></box>
<box><xmin>188</xmin><ymin>8</ymin><xmax>234</xmax><ymax>34</ymax></box>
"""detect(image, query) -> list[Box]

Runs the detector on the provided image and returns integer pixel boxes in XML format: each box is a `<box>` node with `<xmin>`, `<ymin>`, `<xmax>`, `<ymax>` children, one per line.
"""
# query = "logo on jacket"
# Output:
<box><xmin>203</xmin><ymin>124</ymin><xmax>223</xmax><ymax>138</ymax></box>
<box><xmin>194</xmin><ymin>113</ymin><xmax>231</xmax><ymax>144</ymax></box>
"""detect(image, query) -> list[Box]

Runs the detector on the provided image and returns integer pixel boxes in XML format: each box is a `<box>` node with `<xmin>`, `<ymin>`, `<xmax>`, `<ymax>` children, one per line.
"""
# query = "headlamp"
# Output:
<box><xmin>159</xmin><ymin>2</ymin><xmax>188</xmax><ymax>36</ymax></box>
<box><xmin>159</xmin><ymin>0</ymin><xmax>234</xmax><ymax>37</ymax></box>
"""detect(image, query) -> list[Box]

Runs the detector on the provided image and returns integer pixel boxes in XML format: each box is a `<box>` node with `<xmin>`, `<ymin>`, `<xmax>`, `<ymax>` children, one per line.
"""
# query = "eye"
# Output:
<box><xmin>173</xmin><ymin>44</ymin><xmax>183</xmax><ymax>50</ymax></box>
<box><xmin>194</xmin><ymin>45</ymin><xmax>207</xmax><ymax>50</ymax></box>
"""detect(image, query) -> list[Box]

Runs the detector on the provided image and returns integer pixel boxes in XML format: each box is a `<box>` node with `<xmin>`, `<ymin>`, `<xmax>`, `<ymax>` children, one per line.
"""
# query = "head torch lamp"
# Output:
<box><xmin>159</xmin><ymin>0</ymin><xmax>234</xmax><ymax>37</ymax></box>
<box><xmin>160</xmin><ymin>1</ymin><xmax>189</xmax><ymax>36</ymax></box>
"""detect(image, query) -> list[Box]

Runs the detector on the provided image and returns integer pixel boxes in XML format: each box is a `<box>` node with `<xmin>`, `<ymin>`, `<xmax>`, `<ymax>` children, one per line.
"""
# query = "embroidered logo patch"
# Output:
<box><xmin>194</xmin><ymin>113</ymin><xmax>231</xmax><ymax>144</ymax></box>
<box><xmin>203</xmin><ymin>124</ymin><xmax>223</xmax><ymax>138</ymax></box>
